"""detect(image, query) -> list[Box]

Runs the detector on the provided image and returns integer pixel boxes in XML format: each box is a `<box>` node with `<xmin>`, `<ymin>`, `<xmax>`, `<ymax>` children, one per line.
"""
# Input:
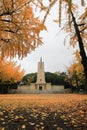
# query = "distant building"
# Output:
<box><xmin>15</xmin><ymin>58</ymin><xmax>65</xmax><ymax>94</ymax></box>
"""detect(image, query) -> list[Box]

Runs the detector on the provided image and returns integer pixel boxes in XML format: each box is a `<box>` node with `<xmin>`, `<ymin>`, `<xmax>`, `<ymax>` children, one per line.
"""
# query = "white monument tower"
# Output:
<box><xmin>36</xmin><ymin>57</ymin><xmax>46</xmax><ymax>91</ymax></box>
<box><xmin>36</xmin><ymin>57</ymin><xmax>45</xmax><ymax>84</ymax></box>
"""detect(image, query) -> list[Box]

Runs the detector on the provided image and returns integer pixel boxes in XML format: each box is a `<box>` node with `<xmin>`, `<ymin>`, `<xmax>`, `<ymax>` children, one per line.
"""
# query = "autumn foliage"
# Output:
<box><xmin>0</xmin><ymin>58</ymin><xmax>24</xmax><ymax>93</ymax></box>
<box><xmin>42</xmin><ymin>0</ymin><xmax>87</xmax><ymax>91</ymax></box>
<box><xmin>67</xmin><ymin>62</ymin><xmax>85</xmax><ymax>90</ymax></box>
<box><xmin>0</xmin><ymin>58</ymin><xmax>24</xmax><ymax>84</ymax></box>
<box><xmin>0</xmin><ymin>0</ymin><xmax>46</xmax><ymax>58</ymax></box>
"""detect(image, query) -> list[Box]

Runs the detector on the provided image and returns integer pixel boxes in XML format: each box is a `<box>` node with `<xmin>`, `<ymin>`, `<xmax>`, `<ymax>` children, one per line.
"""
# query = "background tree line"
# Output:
<box><xmin>22</xmin><ymin>72</ymin><xmax>66</xmax><ymax>85</ymax></box>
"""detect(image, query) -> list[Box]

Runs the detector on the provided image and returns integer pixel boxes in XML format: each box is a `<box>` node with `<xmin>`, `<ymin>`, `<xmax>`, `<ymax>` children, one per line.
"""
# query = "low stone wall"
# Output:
<box><xmin>12</xmin><ymin>84</ymin><xmax>65</xmax><ymax>94</ymax></box>
<box><xmin>10</xmin><ymin>85</ymin><xmax>30</xmax><ymax>94</ymax></box>
<box><xmin>52</xmin><ymin>85</ymin><xmax>65</xmax><ymax>93</ymax></box>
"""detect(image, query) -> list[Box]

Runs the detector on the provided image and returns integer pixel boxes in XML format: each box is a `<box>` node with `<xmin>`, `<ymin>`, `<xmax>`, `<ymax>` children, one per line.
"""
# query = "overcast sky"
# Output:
<box><xmin>18</xmin><ymin>3</ymin><xmax>77</xmax><ymax>74</ymax></box>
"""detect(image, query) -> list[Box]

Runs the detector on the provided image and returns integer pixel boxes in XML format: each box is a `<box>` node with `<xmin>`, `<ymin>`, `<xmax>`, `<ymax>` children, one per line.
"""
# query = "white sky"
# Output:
<box><xmin>18</xmin><ymin>3</ymin><xmax>77</xmax><ymax>74</ymax></box>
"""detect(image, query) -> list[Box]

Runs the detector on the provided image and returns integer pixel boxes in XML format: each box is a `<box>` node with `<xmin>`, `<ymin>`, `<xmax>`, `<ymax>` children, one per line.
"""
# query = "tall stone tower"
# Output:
<box><xmin>36</xmin><ymin>57</ymin><xmax>45</xmax><ymax>84</ymax></box>
<box><xmin>36</xmin><ymin>57</ymin><xmax>46</xmax><ymax>91</ymax></box>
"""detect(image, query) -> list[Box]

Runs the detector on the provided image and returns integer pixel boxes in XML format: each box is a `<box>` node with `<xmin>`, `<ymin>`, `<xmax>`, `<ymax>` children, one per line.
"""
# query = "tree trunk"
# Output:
<box><xmin>71</xmin><ymin>12</ymin><xmax>87</xmax><ymax>92</ymax></box>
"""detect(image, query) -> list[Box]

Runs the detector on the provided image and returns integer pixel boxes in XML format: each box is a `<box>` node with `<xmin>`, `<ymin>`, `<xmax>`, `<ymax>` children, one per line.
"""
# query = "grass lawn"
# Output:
<box><xmin>0</xmin><ymin>94</ymin><xmax>87</xmax><ymax>130</ymax></box>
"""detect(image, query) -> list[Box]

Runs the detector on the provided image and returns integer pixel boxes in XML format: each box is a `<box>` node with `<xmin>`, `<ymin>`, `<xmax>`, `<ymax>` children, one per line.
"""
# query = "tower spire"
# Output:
<box><xmin>40</xmin><ymin>57</ymin><xmax>42</xmax><ymax>62</ymax></box>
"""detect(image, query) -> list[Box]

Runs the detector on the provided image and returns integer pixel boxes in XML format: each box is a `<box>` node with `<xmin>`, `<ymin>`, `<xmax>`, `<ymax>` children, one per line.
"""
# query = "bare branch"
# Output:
<box><xmin>43</xmin><ymin>0</ymin><xmax>58</xmax><ymax>24</ymax></box>
<box><xmin>80</xmin><ymin>26</ymin><xmax>87</xmax><ymax>33</ymax></box>
<box><xmin>77</xmin><ymin>23</ymin><xmax>86</xmax><ymax>26</ymax></box>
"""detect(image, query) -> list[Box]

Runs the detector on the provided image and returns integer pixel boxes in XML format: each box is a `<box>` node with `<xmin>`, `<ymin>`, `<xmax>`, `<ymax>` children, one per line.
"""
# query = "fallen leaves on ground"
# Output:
<box><xmin>0</xmin><ymin>94</ymin><xmax>87</xmax><ymax>130</ymax></box>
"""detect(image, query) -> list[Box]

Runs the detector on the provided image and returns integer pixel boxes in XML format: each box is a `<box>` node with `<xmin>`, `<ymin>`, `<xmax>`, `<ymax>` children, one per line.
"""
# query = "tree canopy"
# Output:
<box><xmin>43</xmin><ymin>0</ymin><xmax>87</xmax><ymax>91</ymax></box>
<box><xmin>0</xmin><ymin>58</ymin><xmax>24</xmax><ymax>84</ymax></box>
<box><xmin>0</xmin><ymin>58</ymin><xmax>24</xmax><ymax>93</ymax></box>
<box><xmin>67</xmin><ymin>62</ymin><xmax>85</xmax><ymax>90</ymax></box>
<box><xmin>0</xmin><ymin>0</ymin><xmax>86</xmax><ymax>59</ymax></box>
<box><xmin>0</xmin><ymin>0</ymin><xmax>46</xmax><ymax>58</ymax></box>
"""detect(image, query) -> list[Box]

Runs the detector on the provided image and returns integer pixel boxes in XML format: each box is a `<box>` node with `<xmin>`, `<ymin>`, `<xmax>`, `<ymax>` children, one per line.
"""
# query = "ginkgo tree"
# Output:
<box><xmin>67</xmin><ymin>62</ymin><xmax>85</xmax><ymax>91</ymax></box>
<box><xmin>0</xmin><ymin>0</ymin><xmax>47</xmax><ymax>58</ymax></box>
<box><xmin>42</xmin><ymin>0</ymin><xmax>87</xmax><ymax>91</ymax></box>
<box><xmin>0</xmin><ymin>58</ymin><xmax>24</xmax><ymax>93</ymax></box>
<box><xmin>65</xmin><ymin>49</ymin><xmax>86</xmax><ymax>92</ymax></box>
